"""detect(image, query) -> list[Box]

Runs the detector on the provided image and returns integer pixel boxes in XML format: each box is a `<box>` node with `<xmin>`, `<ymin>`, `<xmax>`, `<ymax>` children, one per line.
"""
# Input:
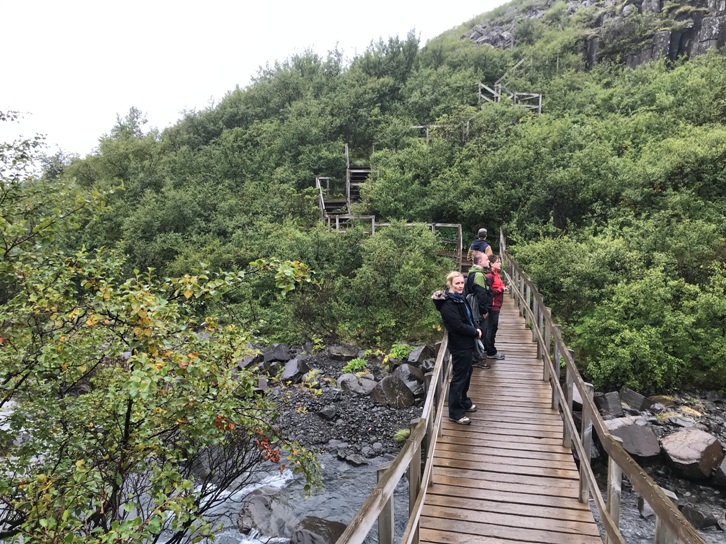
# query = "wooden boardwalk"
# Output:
<box><xmin>420</xmin><ymin>296</ymin><xmax>602</xmax><ymax>544</ymax></box>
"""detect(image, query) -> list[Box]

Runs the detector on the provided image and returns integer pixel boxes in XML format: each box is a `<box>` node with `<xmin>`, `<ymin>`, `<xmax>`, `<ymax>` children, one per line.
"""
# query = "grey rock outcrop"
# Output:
<box><xmin>467</xmin><ymin>0</ymin><xmax>726</xmax><ymax>68</ymax></box>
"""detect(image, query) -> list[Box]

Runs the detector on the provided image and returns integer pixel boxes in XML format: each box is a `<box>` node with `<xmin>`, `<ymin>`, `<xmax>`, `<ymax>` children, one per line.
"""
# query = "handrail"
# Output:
<box><xmin>498</xmin><ymin>229</ymin><xmax>705</xmax><ymax>544</ymax></box>
<box><xmin>335</xmin><ymin>333</ymin><xmax>451</xmax><ymax>544</ymax></box>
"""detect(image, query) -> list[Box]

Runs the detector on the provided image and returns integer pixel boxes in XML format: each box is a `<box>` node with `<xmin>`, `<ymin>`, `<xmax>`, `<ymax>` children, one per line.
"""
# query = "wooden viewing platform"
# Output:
<box><xmin>420</xmin><ymin>296</ymin><xmax>601</xmax><ymax>543</ymax></box>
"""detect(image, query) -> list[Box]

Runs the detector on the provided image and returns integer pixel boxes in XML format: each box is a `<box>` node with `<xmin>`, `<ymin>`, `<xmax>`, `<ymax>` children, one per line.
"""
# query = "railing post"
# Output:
<box><xmin>543</xmin><ymin>307</ymin><xmax>552</xmax><ymax>383</ymax></box>
<box><xmin>552</xmin><ymin>340</ymin><xmax>561</xmax><ymax>410</ymax></box>
<box><xmin>579</xmin><ymin>382</ymin><xmax>594</xmax><ymax>503</ymax></box>
<box><xmin>518</xmin><ymin>274</ymin><xmax>525</xmax><ymax>317</ymax></box>
<box><xmin>606</xmin><ymin>436</ymin><xmax>623</xmax><ymax>544</ymax></box>
<box><xmin>525</xmin><ymin>283</ymin><xmax>531</xmax><ymax>328</ymax></box>
<box><xmin>531</xmin><ymin>295</ymin><xmax>539</xmax><ymax>345</ymax></box>
<box><xmin>563</xmin><ymin>349</ymin><xmax>575</xmax><ymax>448</ymax></box>
<box><xmin>408</xmin><ymin>420</ymin><xmax>421</xmax><ymax>544</ymax></box>
<box><xmin>655</xmin><ymin>518</ymin><xmax>679</xmax><ymax>544</ymax></box>
<box><xmin>377</xmin><ymin>464</ymin><xmax>394</xmax><ymax>544</ymax></box>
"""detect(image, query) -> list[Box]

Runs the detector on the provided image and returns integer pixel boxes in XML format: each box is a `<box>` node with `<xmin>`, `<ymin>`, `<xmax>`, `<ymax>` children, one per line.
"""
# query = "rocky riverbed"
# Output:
<box><xmin>235</xmin><ymin>343</ymin><xmax>726</xmax><ymax>543</ymax></box>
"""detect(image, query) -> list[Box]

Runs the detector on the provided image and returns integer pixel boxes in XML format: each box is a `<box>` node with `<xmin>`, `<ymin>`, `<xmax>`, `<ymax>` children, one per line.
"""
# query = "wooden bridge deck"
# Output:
<box><xmin>420</xmin><ymin>296</ymin><xmax>602</xmax><ymax>544</ymax></box>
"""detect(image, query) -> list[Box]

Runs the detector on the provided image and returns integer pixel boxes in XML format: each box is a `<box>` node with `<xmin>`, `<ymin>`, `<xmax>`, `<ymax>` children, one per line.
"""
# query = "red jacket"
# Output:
<box><xmin>486</xmin><ymin>269</ymin><xmax>505</xmax><ymax>311</ymax></box>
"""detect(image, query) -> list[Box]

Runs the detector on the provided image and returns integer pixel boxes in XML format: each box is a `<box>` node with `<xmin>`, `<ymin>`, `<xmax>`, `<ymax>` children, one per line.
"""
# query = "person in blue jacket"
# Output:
<box><xmin>437</xmin><ymin>271</ymin><xmax>482</xmax><ymax>425</ymax></box>
<box><xmin>467</xmin><ymin>227</ymin><xmax>493</xmax><ymax>264</ymax></box>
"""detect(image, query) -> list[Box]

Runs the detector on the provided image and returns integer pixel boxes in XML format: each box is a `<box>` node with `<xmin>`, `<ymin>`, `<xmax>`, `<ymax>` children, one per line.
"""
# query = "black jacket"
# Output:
<box><xmin>439</xmin><ymin>291</ymin><xmax>478</xmax><ymax>351</ymax></box>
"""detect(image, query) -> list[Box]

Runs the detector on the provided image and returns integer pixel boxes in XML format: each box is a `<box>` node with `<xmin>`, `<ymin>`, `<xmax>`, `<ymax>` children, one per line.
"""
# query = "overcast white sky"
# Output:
<box><xmin>1</xmin><ymin>0</ymin><xmax>507</xmax><ymax>157</ymax></box>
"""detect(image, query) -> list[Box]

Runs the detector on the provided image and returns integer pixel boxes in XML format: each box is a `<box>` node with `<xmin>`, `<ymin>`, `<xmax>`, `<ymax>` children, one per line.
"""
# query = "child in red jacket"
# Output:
<box><xmin>484</xmin><ymin>254</ymin><xmax>509</xmax><ymax>360</ymax></box>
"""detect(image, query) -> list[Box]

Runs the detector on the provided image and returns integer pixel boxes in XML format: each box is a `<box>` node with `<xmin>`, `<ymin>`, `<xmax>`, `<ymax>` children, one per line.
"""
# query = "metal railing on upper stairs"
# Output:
<box><xmin>334</xmin><ymin>229</ymin><xmax>706</xmax><ymax>544</ymax></box>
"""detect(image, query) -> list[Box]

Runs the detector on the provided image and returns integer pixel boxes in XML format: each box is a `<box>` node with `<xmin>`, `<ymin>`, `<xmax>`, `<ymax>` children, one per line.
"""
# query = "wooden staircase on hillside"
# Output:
<box><xmin>347</xmin><ymin>167</ymin><xmax>370</xmax><ymax>205</ymax></box>
<box><xmin>479</xmin><ymin>58</ymin><xmax>542</xmax><ymax>114</ymax></box>
<box><xmin>315</xmin><ymin>146</ymin><xmax>465</xmax><ymax>271</ymax></box>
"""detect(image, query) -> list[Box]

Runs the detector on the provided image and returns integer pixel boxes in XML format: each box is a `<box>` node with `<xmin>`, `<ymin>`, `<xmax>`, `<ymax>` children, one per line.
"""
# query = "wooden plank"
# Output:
<box><xmin>440</xmin><ymin>430</ymin><xmax>565</xmax><ymax>446</ymax></box>
<box><xmin>432</xmin><ymin>466</ymin><xmax>580</xmax><ymax>488</ymax></box>
<box><xmin>432</xmin><ymin>471</ymin><xmax>583</xmax><ymax>499</ymax></box>
<box><xmin>422</xmin><ymin>504</ymin><xmax>601</xmax><ymax>536</ymax></box>
<box><xmin>425</xmin><ymin>494</ymin><xmax>595</xmax><ymax>523</ymax></box>
<box><xmin>433</xmin><ymin>457</ymin><xmax>579</xmax><ymax>479</ymax></box>
<box><xmin>427</xmin><ymin>480</ymin><xmax>590</xmax><ymax>509</ymax></box>
<box><xmin>435</xmin><ymin>442</ymin><xmax>576</xmax><ymax>463</ymax></box>
<box><xmin>437</xmin><ymin>444</ymin><xmax>572</xmax><ymax>467</ymax></box>
<box><xmin>420</xmin><ymin>516</ymin><xmax>602</xmax><ymax>544</ymax></box>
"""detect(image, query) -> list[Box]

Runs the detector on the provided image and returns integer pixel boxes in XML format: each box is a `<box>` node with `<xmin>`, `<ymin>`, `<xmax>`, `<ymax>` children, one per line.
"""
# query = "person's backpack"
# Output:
<box><xmin>464</xmin><ymin>272</ymin><xmax>482</xmax><ymax>323</ymax></box>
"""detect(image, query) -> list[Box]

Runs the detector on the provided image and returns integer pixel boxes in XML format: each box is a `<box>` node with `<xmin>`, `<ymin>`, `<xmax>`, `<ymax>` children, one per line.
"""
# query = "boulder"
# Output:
<box><xmin>595</xmin><ymin>391</ymin><xmax>624</xmax><ymax>417</ymax></box>
<box><xmin>420</xmin><ymin>358</ymin><xmax>435</xmax><ymax>373</ymax></box>
<box><xmin>291</xmin><ymin>516</ymin><xmax>347</xmax><ymax>544</ymax></box>
<box><xmin>407</xmin><ymin>345</ymin><xmax>435</xmax><ymax>366</ymax></box>
<box><xmin>237</xmin><ymin>489</ymin><xmax>295</xmax><ymax>537</ymax></box>
<box><xmin>281</xmin><ymin>356</ymin><xmax>311</xmax><ymax>384</ymax></box>
<box><xmin>713</xmin><ymin>456</ymin><xmax>726</xmax><ymax>486</ymax></box>
<box><xmin>605</xmin><ymin>416</ymin><xmax>661</xmax><ymax>462</ymax></box>
<box><xmin>680</xmin><ymin>503</ymin><xmax>719</xmax><ymax>529</ymax></box>
<box><xmin>620</xmin><ymin>387</ymin><xmax>648</xmax><ymax>411</ymax></box>
<box><xmin>370</xmin><ymin>375</ymin><xmax>415</xmax><ymax>409</ymax></box>
<box><xmin>648</xmin><ymin>395</ymin><xmax>676</xmax><ymax>408</ymax></box>
<box><xmin>318</xmin><ymin>405</ymin><xmax>337</xmax><ymax>421</ymax></box>
<box><xmin>263</xmin><ymin>343</ymin><xmax>291</xmax><ymax>363</ymax></box>
<box><xmin>392</xmin><ymin>364</ymin><xmax>425</xmax><ymax>396</ymax></box>
<box><xmin>661</xmin><ymin>428</ymin><xmax>725</xmax><ymax>480</ymax></box>
<box><xmin>336</xmin><ymin>373</ymin><xmax>377</xmax><ymax>396</ymax></box>
<box><xmin>336</xmin><ymin>450</ymin><xmax>368</xmax><ymax>466</ymax></box>
<box><xmin>328</xmin><ymin>345</ymin><xmax>358</xmax><ymax>361</ymax></box>
<box><xmin>637</xmin><ymin>487</ymin><xmax>678</xmax><ymax>519</ymax></box>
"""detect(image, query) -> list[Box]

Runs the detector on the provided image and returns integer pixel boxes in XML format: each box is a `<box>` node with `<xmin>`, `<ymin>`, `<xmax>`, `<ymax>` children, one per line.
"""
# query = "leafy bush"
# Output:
<box><xmin>342</xmin><ymin>357</ymin><xmax>368</xmax><ymax>373</ymax></box>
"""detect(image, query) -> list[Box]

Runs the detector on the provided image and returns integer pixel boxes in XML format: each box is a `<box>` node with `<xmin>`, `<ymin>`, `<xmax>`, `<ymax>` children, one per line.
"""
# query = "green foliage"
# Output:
<box><xmin>386</xmin><ymin>343</ymin><xmax>415</xmax><ymax>362</ymax></box>
<box><xmin>0</xmin><ymin>131</ymin><xmax>319</xmax><ymax>542</ymax></box>
<box><xmin>342</xmin><ymin>357</ymin><xmax>368</xmax><ymax>373</ymax></box>
<box><xmin>573</xmin><ymin>266</ymin><xmax>701</xmax><ymax>393</ymax></box>
<box><xmin>393</xmin><ymin>428</ymin><xmax>411</xmax><ymax>443</ymax></box>
<box><xmin>15</xmin><ymin>3</ymin><xmax>726</xmax><ymax>394</ymax></box>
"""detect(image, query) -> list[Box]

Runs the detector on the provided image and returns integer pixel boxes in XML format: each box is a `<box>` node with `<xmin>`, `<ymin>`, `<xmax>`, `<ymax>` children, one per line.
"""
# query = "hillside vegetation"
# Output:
<box><xmin>3</xmin><ymin>1</ymin><xmax>726</xmax><ymax>539</ymax></box>
<box><xmin>9</xmin><ymin>1</ymin><xmax>726</xmax><ymax>393</ymax></box>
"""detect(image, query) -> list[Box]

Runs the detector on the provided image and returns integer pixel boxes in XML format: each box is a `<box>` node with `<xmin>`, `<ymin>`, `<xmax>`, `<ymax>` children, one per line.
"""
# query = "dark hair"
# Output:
<box><xmin>488</xmin><ymin>254</ymin><xmax>500</xmax><ymax>265</ymax></box>
<box><xmin>477</xmin><ymin>228</ymin><xmax>487</xmax><ymax>239</ymax></box>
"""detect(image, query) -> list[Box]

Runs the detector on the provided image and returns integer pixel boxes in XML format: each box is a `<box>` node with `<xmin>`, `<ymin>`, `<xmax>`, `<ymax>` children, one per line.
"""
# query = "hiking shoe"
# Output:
<box><xmin>487</xmin><ymin>353</ymin><xmax>505</xmax><ymax>360</ymax></box>
<box><xmin>449</xmin><ymin>416</ymin><xmax>471</xmax><ymax>425</ymax></box>
<box><xmin>472</xmin><ymin>360</ymin><xmax>491</xmax><ymax>369</ymax></box>
<box><xmin>466</xmin><ymin>404</ymin><xmax>477</xmax><ymax>413</ymax></box>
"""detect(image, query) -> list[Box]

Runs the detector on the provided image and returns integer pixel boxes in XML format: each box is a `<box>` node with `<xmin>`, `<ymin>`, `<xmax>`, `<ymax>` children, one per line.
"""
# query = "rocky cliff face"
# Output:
<box><xmin>467</xmin><ymin>0</ymin><xmax>726</xmax><ymax>68</ymax></box>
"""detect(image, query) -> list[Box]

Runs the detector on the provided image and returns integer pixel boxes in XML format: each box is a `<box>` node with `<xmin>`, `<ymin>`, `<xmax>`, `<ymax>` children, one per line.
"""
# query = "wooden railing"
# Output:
<box><xmin>498</xmin><ymin>230</ymin><xmax>705</xmax><ymax>544</ymax></box>
<box><xmin>336</xmin><ymin>229</ymin><xmax>706</xmax><ymax>544</ymax></box>
<box><xmin>334</xmin><ymin>333</ymin><xmax>452</xmax><ymax>544</ymax></box>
